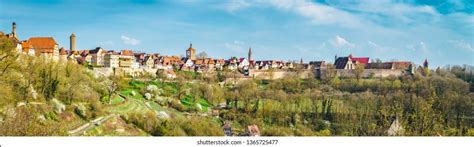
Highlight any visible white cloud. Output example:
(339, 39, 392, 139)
(449, 40, 474, 52)
(420, 42, 428, 53)
(264, 0, 361, 26)
(225, 40, 247, 53)
(220, 0, 442, 27)
(329, 35, 355, 49)
(121, 35, 140, 46)
(367, 41, 378, 47)
(224, 0, 251, 12)
(408, 42, 429, 54)
(447, 0, 467, 11)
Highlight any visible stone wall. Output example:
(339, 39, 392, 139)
(332, 69, 406, 78)
(91, 67, 158, 78)
(249, 70, 314, 80)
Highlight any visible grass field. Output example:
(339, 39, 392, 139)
(181, 95, 211, 112)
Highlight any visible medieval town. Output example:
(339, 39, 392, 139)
(1, 22, 428, 80)
(1, 1, 473, 146)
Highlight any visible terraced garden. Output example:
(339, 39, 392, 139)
(105, 81, 195, 117)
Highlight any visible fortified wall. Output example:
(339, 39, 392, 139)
(249, 70, 314, 80)
(317, 69, 407, 79)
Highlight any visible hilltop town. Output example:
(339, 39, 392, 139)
(0, 22, 472, 137)
(1, 22, 430, 79)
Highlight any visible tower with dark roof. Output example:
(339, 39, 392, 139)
(12, 22, 16, 38)
(70, 33, 76, 52)
(423, 59, 429, 68)
(186, 43, 196, 60)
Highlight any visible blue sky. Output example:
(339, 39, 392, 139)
(0, 0, 473, 67)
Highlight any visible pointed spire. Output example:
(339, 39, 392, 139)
(248, 47, 252, 60)
(423, 58, 429, 68)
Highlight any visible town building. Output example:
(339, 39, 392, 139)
(20, 41, 34, 56)
(59, 47, 68, 61)
(89, 47, 107, 66)
(186, 43, 196, 60)
(119, 50, 134, 68)
(23, 37, 59, 60)
(143, 54, 157, 69)
(334, 54, 369, 69)
(104, 50, 119, 68)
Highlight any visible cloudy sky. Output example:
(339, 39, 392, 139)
(0, 0, 472, 67)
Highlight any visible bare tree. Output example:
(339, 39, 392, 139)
(197, 51, 208, 59)
(104, 74, 119, 104)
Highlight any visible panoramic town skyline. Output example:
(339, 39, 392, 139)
(0, 0, 472, 67)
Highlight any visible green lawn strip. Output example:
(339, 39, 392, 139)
(119, 88, 145, 100)
(197, 98, 210, 112)
(180, 95, 194, 107)
(108, 82, 195, 116)
(180, 95, 211, 112)
(108, 97, 147, 113)
(110, 96, 125, 105)
(129, 80, 146, 88)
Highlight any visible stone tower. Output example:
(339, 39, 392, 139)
(12, 22, 16, 38)
(186, 43, 196, 60)
(70, 33, 76, 51)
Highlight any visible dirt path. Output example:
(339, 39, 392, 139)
(68, 114, 115, 136)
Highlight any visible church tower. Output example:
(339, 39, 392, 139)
(70, 33, 76, 51)
(423, 58, 429, 68)
(11, 22, 17, 38)
(248, 47, 252, 61)
(186, 43, 196, 60)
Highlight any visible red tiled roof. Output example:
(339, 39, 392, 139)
(27, 37, 57, 50)
(194, 59, 204, 65)
(59, 47, 68, 55)
(80, 50, 89, 56)
(351, 57, 369, 64)
(239, 58, 246, 63)
(121, 50, 134, 56)
(187, 44, 196, 51)
(347, 54, 369, 64)
(21, 41, 31, 52)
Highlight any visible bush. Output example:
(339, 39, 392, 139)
(262, 125, 294, 136)
(466, 128, 474, 136)
(168, 99, 185, 112)
(74, 104, 87, 119)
